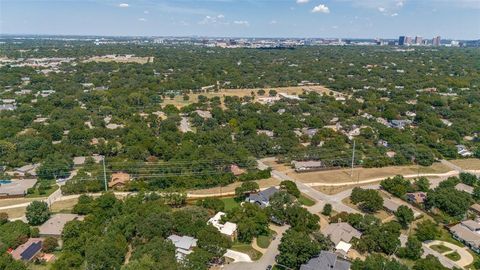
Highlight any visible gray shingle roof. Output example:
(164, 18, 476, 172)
(300, 251, 351, 270)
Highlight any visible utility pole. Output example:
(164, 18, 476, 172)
(102, 157, 108, 192)
(350, 140, 356, 178)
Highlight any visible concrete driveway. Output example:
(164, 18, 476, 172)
(224, 249, 252, 263)
(424, 240, 474, 268)
(224, 225, 288, 270)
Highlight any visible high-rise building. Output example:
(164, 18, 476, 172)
(405, 36, 413, 45)
(432, 36, 441, 46)
(415, 36, 423, 45)
(398, 36, 406, 46)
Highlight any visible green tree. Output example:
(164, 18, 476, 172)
(322, 203, 332, 216)
(235, 181, 259, 198)
(26, 201, 50, 226)
(395, 205, 414, 228)
(276, 229, 322, 269)
(280, 180, 300, 198)
(398, 236, 423, 260)
(413, 255, 448, 270)
(352, 254, 408, 270)
(42, 236, 59, 253)
(415, 177, 430, 192)
(415, 220, 440, 242)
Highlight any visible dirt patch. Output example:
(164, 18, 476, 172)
(83, 56, 152, 64)
(286, 163, 451, 185)
(449, 159, 480, 170)
(2, 206, 27, 219)
(314, 181, 383, 195)
(0, 197, 39, 207)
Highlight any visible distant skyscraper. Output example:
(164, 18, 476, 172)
(405, 36, 413, 45)
(432, 36, 441, 46)
(398, 36, 406, 46)
(415, 36, 423, 45)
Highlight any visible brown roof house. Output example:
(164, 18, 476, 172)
(10, 238, 44, 261)
(322, 222, 362, 256)
(108, 172, 130, 189)
(450, 220, 480, 253)
(406, 192, 427, 205)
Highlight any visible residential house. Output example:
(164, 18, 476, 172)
(246, 186, 279, 208)
(0, 104, 16, 111)
(207, 212, 237, 240)
(39, 214, 84, 237)
(108, 172, 130, 189)
(292, 160, 323, 172)
(73, 155, 104, 166)
(10, 238, 44, 261)
(455, 183, 474, 195)
(390, 119, 412, 129)
(167, 234, 198, 261)
(256, 130, 274, 137)
(300, 251, 351, 270)
(0, 179, 37, 197)
(383, 198, 422, 218)
(11, 164, 40, 177)
(406, 192, 427, 204)
(450, 220, 480, 253)
(377, 140, 389, 147)
(323, 222, 362, 255)
(456, 145, 473, 157)
(470, 204, 480, 215)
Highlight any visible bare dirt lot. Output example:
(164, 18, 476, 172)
(84, 56, 153, 64)
(449, 159, 480, 170)
(283, 162, 451, 185)
(162, 85, 338, 108)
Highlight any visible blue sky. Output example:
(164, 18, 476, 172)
(1, 0, 479, 39)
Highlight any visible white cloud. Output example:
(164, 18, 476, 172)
(138, 18, 147, 22)
(233, 20, 249, 26)
(296, 0, 310, 4)
(391, 12, 399, 16)
(144, 10, 149, 14)
(312, 4, 330, 13)
(118, 3, 129, 8)
(378, 7, 386, 12)
(269, 20, 278, 24)
(198, 14, 228, 25)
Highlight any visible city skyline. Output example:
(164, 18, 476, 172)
(0, 0, 479, 39)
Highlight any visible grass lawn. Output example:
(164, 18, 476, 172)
(26, 181, 59, 198)
(50, 198, 79, 213)
(257, 235, 273, 249)
(430, 244, 452, 254)
(221, 197, 241, 211)
(231, 243, 262, 261)
(437, 228, 466, 247)
(298, 194, 315, 206)
(446, 251, 461, 261)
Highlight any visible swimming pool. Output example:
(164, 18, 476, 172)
(0, 180, 12, 184)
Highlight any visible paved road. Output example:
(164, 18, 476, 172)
(270, 168, 360, 214)
(224, 225, 288, 270)
(424, 240, 473, 268)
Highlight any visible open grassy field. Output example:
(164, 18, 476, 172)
(2, 206, 27, 219)
(221, 197, 241, 211)
(50, 197, 79, 213)
(0, 197, 39, 207)
(450, 158, 480, 170)
(284, 162, 451, 186)
(162, 85, 338, 108)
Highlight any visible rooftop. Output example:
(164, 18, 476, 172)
(323, 222, 362, 245)
(300, 251, 351, 270)
(38, 214, 84, 236)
